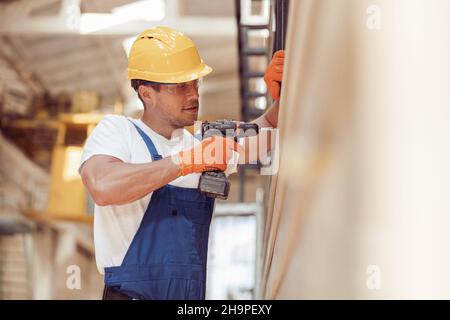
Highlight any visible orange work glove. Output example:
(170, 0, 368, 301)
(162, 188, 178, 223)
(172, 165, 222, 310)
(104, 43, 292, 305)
(176, 136, 242, 176)
(264, 50, 285, 100)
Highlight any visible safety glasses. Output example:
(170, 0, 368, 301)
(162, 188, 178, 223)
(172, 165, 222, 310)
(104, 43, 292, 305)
(144, 79, 202, 95)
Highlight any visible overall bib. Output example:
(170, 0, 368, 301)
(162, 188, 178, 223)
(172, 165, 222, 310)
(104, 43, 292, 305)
(104, 123, 215, 300)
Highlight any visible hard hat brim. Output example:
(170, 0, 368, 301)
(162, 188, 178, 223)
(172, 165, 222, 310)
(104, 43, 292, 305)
(128, 63, 213, 84)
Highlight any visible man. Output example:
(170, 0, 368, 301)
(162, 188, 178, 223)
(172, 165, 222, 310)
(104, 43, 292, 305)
(79, 26, 285, 300)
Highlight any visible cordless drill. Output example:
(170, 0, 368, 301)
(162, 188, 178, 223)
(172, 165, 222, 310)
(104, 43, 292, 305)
(198, 120, 259, 200)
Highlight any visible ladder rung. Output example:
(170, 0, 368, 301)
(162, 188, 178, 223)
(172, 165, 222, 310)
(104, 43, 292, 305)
(240, 24, 269, 30)
(243, 107, 265, 119)
(243, 72, 265, 78)
(242, 47, 266, 55)
(244, 92, 266, 99)
(240, 163, 261, 170)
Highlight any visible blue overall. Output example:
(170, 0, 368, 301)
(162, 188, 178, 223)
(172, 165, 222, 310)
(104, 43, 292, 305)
(104, 122, 215, 300)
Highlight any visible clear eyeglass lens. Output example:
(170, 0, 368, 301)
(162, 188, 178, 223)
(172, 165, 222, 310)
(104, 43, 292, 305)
(165, 80, 201, 94)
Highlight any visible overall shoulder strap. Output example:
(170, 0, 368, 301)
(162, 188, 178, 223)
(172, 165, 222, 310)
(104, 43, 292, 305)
(128, 119, 162, 161)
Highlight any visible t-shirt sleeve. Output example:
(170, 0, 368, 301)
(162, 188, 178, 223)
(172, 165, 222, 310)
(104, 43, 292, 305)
(79, 115, 131, 172)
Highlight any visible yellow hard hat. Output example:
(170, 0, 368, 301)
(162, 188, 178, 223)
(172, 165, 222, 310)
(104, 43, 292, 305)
(128, 26, 212, 84)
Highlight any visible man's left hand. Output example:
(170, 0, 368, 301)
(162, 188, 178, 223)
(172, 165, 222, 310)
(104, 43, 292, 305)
(264, 50, 285, 100)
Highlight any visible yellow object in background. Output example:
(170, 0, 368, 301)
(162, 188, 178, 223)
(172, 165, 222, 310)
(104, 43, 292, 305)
(47, 113, 102, 223)
(47, 145, 87, 220)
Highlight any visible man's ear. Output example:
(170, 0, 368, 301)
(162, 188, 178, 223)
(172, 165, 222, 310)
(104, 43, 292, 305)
(138, 85, 154, 107)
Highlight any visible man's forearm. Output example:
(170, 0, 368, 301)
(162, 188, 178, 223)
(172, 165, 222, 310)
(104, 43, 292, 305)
(257, 100, 279, 129)
(81, 156, 180, 206)
(239, 101, 279, 164)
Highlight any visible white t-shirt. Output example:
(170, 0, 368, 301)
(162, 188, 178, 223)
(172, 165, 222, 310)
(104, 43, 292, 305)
(79, 115, 206, 274)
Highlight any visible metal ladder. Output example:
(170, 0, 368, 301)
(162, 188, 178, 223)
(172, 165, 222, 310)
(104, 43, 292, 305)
(235, 0, 271, 123)
(235, 0, 272, 202)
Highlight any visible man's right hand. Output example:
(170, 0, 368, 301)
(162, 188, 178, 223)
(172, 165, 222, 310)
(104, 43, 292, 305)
(175, 136, 242, 176)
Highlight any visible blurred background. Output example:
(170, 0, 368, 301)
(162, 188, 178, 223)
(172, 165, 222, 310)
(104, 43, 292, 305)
(2, 0, 450, 300)
(0, 0, 278, 300)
